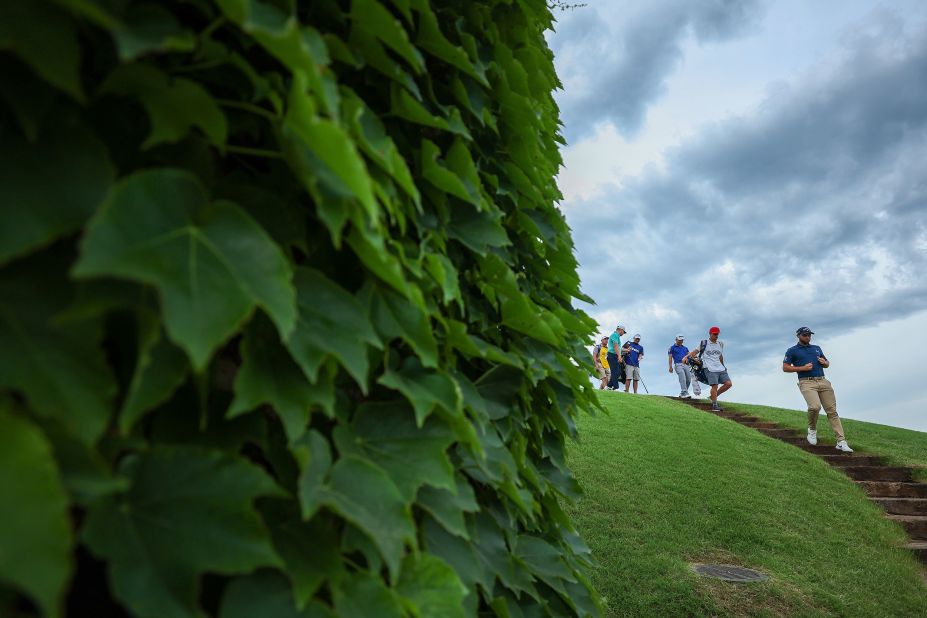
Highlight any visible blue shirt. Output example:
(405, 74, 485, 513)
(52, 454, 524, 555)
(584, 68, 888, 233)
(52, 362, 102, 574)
(668, 344, 689, 364)
(625, 342, 644, 367)
(607, 332, 622, 355)
(783, 343, 827, 379)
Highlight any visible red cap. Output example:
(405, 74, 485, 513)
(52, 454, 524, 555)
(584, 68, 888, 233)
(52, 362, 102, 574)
(709, 326, 720, 334)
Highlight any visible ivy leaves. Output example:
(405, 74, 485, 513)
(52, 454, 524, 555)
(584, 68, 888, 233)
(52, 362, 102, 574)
(0, 407, 72, 618)
(75, 169, 296, 370)
(0, 0, 602, 616)
(83, 448, 284, 618)
(0, 121, 113, 265)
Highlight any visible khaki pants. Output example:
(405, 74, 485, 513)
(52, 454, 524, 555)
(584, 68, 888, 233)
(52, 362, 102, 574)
(798, 377, 845, 442)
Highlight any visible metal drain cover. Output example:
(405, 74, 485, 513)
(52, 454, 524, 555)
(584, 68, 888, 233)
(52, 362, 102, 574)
(691, 563, 769, 582)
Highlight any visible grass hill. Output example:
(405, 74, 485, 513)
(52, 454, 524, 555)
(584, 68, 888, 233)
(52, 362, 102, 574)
(567, 392, 927, 617)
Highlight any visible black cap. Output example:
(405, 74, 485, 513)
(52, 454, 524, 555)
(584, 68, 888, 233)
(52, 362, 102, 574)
(796, 326, 814, 336)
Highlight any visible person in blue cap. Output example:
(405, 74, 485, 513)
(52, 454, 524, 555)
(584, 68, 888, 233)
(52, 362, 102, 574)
(782, 327, 853, 452)
(623, 334, 644, 393)
(668, 334, 696, 398)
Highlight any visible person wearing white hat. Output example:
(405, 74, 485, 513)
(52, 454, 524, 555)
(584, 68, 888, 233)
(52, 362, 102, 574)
(668, 334, 697, 398)
(623, 334, 644, 393)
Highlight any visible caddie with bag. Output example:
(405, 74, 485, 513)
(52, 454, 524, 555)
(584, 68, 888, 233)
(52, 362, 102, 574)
(688, 326, 732, 411)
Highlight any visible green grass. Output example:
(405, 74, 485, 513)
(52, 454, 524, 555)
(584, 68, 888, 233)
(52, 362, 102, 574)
(567, 392, 927, 617)
(727, 401, 927, 481)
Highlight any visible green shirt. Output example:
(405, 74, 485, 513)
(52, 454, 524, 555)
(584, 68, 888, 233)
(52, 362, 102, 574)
(607, 332, 622, 354)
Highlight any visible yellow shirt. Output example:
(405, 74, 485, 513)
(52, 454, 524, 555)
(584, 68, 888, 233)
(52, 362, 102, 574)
(599, 345, 609, 369)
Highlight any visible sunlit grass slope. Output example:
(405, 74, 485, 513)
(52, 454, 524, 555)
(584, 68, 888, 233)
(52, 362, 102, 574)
(567, 392, 927, 617)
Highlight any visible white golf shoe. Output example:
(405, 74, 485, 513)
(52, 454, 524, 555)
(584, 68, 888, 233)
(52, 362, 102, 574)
(806, 429, 817, 445)
(835, 440, 854, 453)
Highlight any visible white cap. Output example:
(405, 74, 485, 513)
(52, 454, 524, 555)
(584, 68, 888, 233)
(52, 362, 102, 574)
(633, 333, 641, 339)
(676, 334, 684, 340)
(617, 324, 626, 330)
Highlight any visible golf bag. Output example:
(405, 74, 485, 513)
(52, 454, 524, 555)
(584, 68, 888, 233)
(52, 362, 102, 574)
(692, 339, 709, 384)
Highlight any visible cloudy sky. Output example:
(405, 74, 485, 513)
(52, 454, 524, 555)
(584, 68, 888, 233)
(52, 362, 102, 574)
(548, 0, 927, 431)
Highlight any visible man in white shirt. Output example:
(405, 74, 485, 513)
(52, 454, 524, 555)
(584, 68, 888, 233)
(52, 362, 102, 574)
(688, 326, 732, 411)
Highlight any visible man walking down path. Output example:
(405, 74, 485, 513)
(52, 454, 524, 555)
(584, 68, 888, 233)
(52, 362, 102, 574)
(606, 325, 627, 390)
(624, 334, 644, 393)
(783, 327, 854, 453)
(667, 335, 693, 398)
(690, 326, 731, 411)
(592, 336, 609, 390)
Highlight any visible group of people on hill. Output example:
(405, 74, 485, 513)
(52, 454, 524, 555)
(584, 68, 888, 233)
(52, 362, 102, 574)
(592, 325, 645, 394)
(592, 324, 854, 453)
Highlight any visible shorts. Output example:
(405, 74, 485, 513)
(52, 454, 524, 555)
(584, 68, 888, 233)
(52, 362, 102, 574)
(596, 366, 608, 379)
(705, 369, 730, 385)
(625, 365, 641, 380)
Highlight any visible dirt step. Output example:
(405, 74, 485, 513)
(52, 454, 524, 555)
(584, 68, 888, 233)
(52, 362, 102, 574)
(905, 541, 927, 565)
(857, 482, 927, 498)
(778, 438, 848, 454)
(738, 422, 780, 429)
(818, 454, 884, 467)
(758, 428, 801, 438)
(871, 498, 927, 516)
(731, 416, 761, 423)
(886, 515, 927, 540)
(844, 467, 914, 482)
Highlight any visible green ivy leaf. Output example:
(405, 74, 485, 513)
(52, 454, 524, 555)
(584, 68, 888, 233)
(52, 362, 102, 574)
(38, 419, 128, 506)
(74, 169, 296, 370)
(351, 0, 424, 73)
(51, 0, 120, 29)
(230, 314, 333, 443)
(332, 571, 404, 618)
(396, 553, 468, 618)
(423, 253, 462, 306)
(0, 407, 72, 618)
(120, 316, 189, 432)
(334, 402, 456, 501)
(220, 570, 334, 618)
(0, 120, 114, 266)
(0, 253, 116, 445)
(299, 454, 415, 581)
(260, 500, 342, 610)
(286, 267, 379, 390)
(281, 77, 377, 237)
(113, 4, 196, 61)
(422, 516, 488, 594)
(100, 63, 227, 149)
(478, 255, 560, 345)
(475, 365, 524, 420)
(390, 85, 471, 138)
(416, 475, 479, 539)
(366, 284, 438, 368)
(216, 0, 338, 114)
(420, 139, 476, 206)
(0, 2, 83, 99)
(346, 226, 422, 306)
(378, 359, 462, 426)
(83, 447, 284, 618)
(514, 535, 577, 586)
(447, 205, 510, 255)
(470, 512, 538, 600)
(413, 0, 488, 85)
(342, 91, 420, 206)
